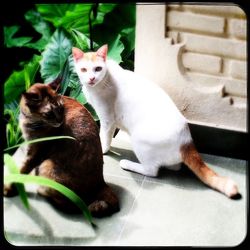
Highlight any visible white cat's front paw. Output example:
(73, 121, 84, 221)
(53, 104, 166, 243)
(119, 160, 130, 170)
(101, 144, 110, 154)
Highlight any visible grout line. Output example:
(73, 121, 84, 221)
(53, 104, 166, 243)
(104, 172, 144, 182)
(115, 176, 146, 245)
(142, 177, 168, 186)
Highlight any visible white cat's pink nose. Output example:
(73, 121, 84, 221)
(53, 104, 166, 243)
(90, 77, 95, 82)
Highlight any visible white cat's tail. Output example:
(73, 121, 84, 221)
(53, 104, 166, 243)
(180, 142, 240, 199)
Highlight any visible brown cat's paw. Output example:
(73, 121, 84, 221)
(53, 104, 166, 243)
(88, 200, 112, 217)
(4, 184, 18, 197)
(90, 185, 120, 217)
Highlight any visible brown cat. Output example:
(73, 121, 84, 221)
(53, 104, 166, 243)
(4, 80, 119, 217)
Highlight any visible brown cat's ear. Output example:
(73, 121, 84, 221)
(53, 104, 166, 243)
(22, 92, 41, 103)
(96, 44, 108, 61)
(48, 76, 61, 92)
(72, 47, 84, 61)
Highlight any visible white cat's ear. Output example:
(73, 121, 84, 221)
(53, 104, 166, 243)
(72, 47, 84, 61)
(96, 44, 108, 61)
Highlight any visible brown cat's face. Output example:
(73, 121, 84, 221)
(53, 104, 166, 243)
(21, 83, 64, 127)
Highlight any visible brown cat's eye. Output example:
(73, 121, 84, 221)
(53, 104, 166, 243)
(81, 68, 87, 72)
(95, 66, 102, 72)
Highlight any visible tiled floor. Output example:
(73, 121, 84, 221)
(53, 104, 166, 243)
(4, 131, 247, 246)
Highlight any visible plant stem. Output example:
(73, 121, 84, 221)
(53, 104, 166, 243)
(4, 136, 76, 152)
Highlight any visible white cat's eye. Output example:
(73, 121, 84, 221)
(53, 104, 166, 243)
(95, 66, 102, 72)
(81, 68, 87, 72)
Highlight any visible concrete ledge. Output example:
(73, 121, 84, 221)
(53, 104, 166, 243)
(189, 123, 248, 160)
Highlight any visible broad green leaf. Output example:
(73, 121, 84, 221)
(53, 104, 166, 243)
(91, 4, 135, 64)
(67, 55, 83, 95)
(4, 55, 41, 104)
(120, 27, 135, 60)
(76, 92, 87, 104)
(93, 4, 135, 36)
(36, 4, 75, 27)
(91, 26, 125, 63)
(4, 174, 93, 223)
(107, 34, 124, 63)
(57, 58, 71, 95)
(94, 4, 117, 25)
(4, 136, 76, 152)
(84, 103, 99, 121)
(56, 4, 116, 35)
(71, 29, 98, 51)
(40, 29, 73, 83)
(68, 79, 87, 104)
(4, 154, 29, 209)
(24, 9, 53, 51)
(4, 26, 33, 48)
(59, 4, 93, 34)
(4, 9, 53, 51)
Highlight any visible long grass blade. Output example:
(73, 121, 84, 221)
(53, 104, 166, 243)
(4, 135, 76, 152)
(4, 154, 29, 209)
(4, 174, 93, 224)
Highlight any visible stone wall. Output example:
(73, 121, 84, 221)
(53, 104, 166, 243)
(166, 4, 247, 108)
(135, 4, 247, 132)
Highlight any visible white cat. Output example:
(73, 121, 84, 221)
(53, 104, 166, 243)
(72, 44, 239, 198)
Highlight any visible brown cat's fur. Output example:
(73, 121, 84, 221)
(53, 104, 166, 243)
(4, 81, 119, 217)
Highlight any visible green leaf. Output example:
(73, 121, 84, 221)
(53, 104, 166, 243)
(4, 55, 41, 104)
(40, 29, 73, 83)
(68, 80, 87, 104)
(4, 154, 29, 209)
(36, 4, 75, 27)
(94, 4, 117, 25)
(4, 26, 33, 48)
(107, 34, 124, 63)
(4, 136, 76, 152)
(84, 103, 99, 121)
(24, 9, 53, 51)
(4, 174, 93, 223)
(120, 27, 135, 59)
(24, 66, 31, 90)
(47, 4, 116, 35)
(59, 4, 93, 34)
(75, 92, 87, 104)
(4, 101, 23, 148)
(71, 29, 98, 51)
(91, 4, 135, 64)
(4, 10, 53, 51)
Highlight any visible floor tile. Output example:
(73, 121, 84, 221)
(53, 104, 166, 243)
(145, 153, 246, 194)
(4, 130, 247, 246)
(85, 175, 144, 246)
(4, 174, 143, 246)
(4, 195, 95, 246)
(117, 178, 246, 246)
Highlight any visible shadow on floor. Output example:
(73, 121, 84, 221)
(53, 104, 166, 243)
(4, 181, 137, 246)
(109, 146, 139, 163)
(109, 146, 207, 191)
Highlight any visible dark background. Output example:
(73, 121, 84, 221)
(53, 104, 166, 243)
(1, 3, 39, 82)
